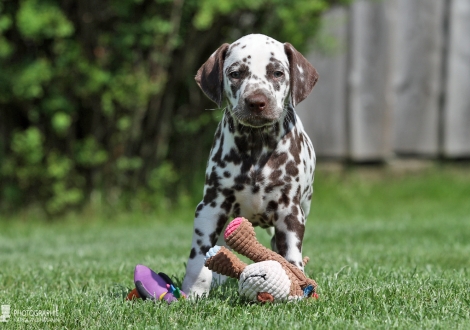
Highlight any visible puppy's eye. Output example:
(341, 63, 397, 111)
(273, 71, 284, 78)
(229, 71, 241, 79)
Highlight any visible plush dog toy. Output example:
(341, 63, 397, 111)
(204, 217, 318, 303)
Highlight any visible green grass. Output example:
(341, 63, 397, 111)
(1, 164, 470, 329)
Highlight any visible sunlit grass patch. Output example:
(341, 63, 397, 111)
(1, 165, 469, 329)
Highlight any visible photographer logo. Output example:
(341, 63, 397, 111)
(0, 304, 59, 323)
(0, 305, 10, 322)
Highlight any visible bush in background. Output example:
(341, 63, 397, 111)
(0, 0, 349, 215)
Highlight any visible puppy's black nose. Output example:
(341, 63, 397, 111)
(245, 93, 268, 112)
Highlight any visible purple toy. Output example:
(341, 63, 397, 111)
(129, 264, 186, 304)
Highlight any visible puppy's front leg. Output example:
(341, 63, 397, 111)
(182, 202, 228, 297)
(273, 209, 306, 271)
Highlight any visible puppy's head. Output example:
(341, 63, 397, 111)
(196, 34, 318, 128)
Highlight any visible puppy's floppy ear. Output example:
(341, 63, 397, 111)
(195, 43, 230, 107)
(284, 42, 319, 107)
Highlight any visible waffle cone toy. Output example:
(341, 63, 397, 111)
(204, 217, 318, 303)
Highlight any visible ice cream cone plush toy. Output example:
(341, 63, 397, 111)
(204, 217, 318, 303)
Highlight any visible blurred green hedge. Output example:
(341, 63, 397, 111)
(0, 0, 349, 215)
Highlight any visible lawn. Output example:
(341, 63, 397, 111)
(1, 164, 469, 329)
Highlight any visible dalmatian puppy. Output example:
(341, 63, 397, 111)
(182, 34, 318, 297)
